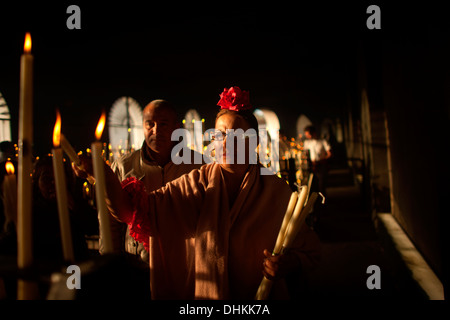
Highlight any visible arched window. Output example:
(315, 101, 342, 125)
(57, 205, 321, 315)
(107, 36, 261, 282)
(253, 108, 281, 174)
(108, 97, 144, 160)
(183, 109, 204, 154)
(0, 92, 12, 142)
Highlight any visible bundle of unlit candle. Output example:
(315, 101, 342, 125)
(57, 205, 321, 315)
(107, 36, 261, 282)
(255, 186, 323, 300)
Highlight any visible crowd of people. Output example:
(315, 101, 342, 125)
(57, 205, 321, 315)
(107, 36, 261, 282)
(0, 86, 324, 300)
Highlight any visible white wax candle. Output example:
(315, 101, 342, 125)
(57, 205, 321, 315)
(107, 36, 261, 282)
(255, 186, 310, 300)
(17, 32, 36, 300)
(91, 141, 113, 253)
(52, 148, 75, 262)
(61, 133, 96, 185)
(60, 134, 81, 166)
(2, 162, 17, 228)
(272, 191, 298, 255)
(282, 192, 319, 250)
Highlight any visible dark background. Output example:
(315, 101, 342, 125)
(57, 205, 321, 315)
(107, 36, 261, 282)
(1, 1, 374, 156)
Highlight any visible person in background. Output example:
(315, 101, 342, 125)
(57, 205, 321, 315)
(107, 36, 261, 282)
(31, 155, 91, 263)
(303, 125, 332, 198)
(0, 141, 15, 164)
(108, 99, 204, 262)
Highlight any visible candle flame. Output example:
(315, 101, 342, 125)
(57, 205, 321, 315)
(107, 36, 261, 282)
(95, 112, 106, 140)
(53, 110, 61, 148)
(5, 161, 15, 175)
(24, 32, 32, 53)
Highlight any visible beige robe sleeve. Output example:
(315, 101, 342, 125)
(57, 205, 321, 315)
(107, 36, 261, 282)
(122, 166, 210, 299)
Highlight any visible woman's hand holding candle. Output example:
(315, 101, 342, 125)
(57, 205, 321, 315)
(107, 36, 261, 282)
(60, 134, 81, 166)
(255, 187, 312, 299)
(262, 249, 301, 281)
(61, 135, 96, 185)
(71, 154, 94, 179)
(71, 153, 131, 223)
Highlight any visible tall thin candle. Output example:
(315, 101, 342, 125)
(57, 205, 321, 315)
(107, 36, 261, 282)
(255, 186, 308, 300)
(3, 161, 17, 229)
(272, 191, 298, 255)
(61, 133, 96, 185)
(60, 134, 81, 167)
(91, 112, 113, 253)
(282, 192, 319, 250)
(52, 111, 75, 262)
(17, 32, 37, 300)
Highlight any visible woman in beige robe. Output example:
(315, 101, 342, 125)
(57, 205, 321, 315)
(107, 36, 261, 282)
(74, 88, 320, 299)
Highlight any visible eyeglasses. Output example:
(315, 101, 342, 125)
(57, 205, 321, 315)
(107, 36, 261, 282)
(210, 130, 258, 142)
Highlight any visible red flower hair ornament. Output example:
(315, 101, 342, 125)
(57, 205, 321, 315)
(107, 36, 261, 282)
(217, 86, 253, 111)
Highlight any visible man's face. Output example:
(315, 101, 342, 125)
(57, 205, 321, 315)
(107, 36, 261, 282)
(143, 107, 178, 156)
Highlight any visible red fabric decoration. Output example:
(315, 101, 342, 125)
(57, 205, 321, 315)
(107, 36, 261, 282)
(120, 177, 151, 252)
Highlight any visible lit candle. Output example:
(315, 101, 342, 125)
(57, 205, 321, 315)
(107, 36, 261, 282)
(17, 32, 37, 300)
(2, 161, 17, 229)
(91, 112, 113, 253)
(52, 111, 75, 262)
